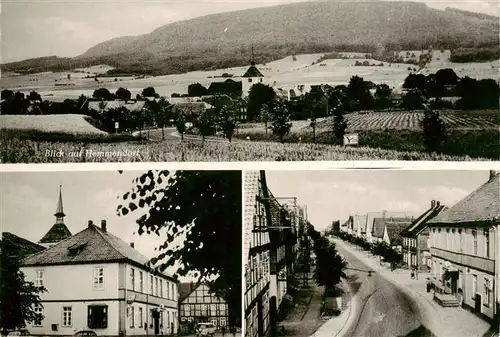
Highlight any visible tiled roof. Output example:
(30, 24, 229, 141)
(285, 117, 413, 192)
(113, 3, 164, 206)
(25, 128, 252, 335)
(1, 232, 46, 262)
(242, 65, 264, 78)
(428, 172, 500, 224)
(22, 224, 157, 272)
(372, 217, 412, 238)
(178, 282, 200, 303)
(353, 215, 367, 233)
(171, 102, 213, 115)
(88, 100, 146, 112)
(39, 223, 72, 244)
(366, 212, 408, 235)
(401, 205, 448, 238)
(385, 221, 412, 246)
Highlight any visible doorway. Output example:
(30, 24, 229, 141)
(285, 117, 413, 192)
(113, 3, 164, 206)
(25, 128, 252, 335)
(152, 310, 160, 335)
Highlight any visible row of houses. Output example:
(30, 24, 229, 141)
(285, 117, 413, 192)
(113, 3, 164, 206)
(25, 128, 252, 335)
(339, 170, 500, 327)
(1, 187, 230, 336)
(243, 171, 306, 337)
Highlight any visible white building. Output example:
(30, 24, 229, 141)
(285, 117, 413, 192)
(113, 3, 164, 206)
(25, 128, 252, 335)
(428, 171, 499, 325)
(21, 219, 179, 336)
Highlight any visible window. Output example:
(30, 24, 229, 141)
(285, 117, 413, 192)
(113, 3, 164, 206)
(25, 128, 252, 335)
(459, 229, 463, 253)
(128, 306, 135, 328)
(93, 267, 104, 290)
(171, 283, 175, 300)
(33, 304, 43, 326)
(484, 229, 490, 258)
(35, 270, 44, 287)
(155, 277, 159, 296)
(139, 307, 143, 327)
(62, 306, 72, 327)
(472, 275, 477, 299)
(139, 271, 144, 292)
(160, 280, 163, 298)
(150, 275, 154, 295)
(88, 305, 108, 329)
(248, 78, 252, 83)
(484, 279, 492, 307)
(472, 230, 477, 255)
(130, 268, 135, 291)
(166, 281, 170, 299)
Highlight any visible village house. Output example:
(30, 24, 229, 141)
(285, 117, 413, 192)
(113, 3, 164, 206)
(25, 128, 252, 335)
(19, 188, 179, 336)
(244, 171, 298, 337)
(401, 200, 448, 271)
(364, 211, 410, 244)
(88, 100, 146, 114)
(427, 171, 499, 327)
(178, 282, 229, 330)
(371, 217, 413, 249)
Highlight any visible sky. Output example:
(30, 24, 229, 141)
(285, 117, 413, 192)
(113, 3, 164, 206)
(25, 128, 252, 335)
(0, 170, 205, 281)
(2, 0, 499, 63)
(265, 170, 490, 230)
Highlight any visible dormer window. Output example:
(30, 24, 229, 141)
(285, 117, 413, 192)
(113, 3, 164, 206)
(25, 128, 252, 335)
(67, 242, 88, 256)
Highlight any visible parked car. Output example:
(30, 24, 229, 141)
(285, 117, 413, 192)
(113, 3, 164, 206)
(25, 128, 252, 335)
(7, 330, 30, 336)
(196, 322, 216, 336)
(73, 331, 97, 337)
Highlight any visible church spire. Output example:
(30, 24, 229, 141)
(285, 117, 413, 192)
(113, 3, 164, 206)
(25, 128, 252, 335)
(54, 185, 65, 224)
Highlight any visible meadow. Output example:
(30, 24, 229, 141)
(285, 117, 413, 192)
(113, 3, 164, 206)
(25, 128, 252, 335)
(3, 51, 498, 102)
(0, 114, 107, 134)
(0, 130, 491, 163)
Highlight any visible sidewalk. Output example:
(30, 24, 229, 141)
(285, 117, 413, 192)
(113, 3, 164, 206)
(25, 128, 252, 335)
(334, 238, 492, 337)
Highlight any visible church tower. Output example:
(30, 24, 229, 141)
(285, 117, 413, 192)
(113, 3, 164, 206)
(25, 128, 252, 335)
(39, 186, 72, 248)
(241, 44, 264, 98)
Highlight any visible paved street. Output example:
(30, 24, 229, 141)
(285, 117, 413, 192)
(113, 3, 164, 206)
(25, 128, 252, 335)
(183, 333, 241, 337)
(334, 241, 435, 337)
(333, 238, 493, 337)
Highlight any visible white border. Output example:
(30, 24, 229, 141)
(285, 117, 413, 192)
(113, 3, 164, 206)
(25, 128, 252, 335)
(1, 160, 499, 172)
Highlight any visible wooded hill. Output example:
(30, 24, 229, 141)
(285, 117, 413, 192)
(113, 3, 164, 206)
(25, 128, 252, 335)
(3, 1, 499, 75)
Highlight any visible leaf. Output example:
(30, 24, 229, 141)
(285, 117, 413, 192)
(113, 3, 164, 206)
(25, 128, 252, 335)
(129, 203, 138, 212)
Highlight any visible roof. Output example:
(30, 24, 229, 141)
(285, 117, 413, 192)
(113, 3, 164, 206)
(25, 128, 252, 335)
(372, 217, 412, 238)
(39, 223, 72, 244)
(171, 102, 213, 115)
(385, 221, 412, 246)
(428, 172, 500, 224)
(178, 282, 201, 303)
(353, 215, 367, 233)
(401, 204, 448, 238)
(21, 224, 176, 281)
(242, 65, 264, 78)
(1, 232, 46, 262)
(366, 212, 409, 235)
(88, 100, 146, 112)
(244, 171, 260, 264)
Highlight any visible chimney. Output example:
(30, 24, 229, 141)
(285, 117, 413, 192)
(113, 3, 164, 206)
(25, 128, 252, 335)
(488, 170, 499, 182)
(130, 242, 135, 248)
(88, 220, 93, 227)
(431, 200, 436, 208)
(190, 281, 194, 291)
(436, 201, 441, 208)
(101, 220, 107, 232)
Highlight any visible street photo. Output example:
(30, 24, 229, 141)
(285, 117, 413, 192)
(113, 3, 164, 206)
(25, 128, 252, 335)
(1, 1, 499, 162)
(0, 170, 242, 337)
(243, 170, 499, 337)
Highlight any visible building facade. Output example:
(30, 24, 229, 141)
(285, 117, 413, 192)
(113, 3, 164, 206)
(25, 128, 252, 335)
(428, 171, 499, 325)
(21, 219, 178, 337)
(401, 200, 447, 271)
(178, 283, 228, 329)
(244, 171, 297, 337)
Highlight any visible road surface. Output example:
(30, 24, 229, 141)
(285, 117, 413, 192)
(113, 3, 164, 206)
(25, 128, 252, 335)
(335, 243, 436, 337)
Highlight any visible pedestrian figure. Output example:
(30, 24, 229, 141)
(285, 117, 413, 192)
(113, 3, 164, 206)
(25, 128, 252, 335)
(411, 269, 415, 279)
(415, 269, 419, 280)
(221, 326, 226, 336)
(231, 326, 236, 337)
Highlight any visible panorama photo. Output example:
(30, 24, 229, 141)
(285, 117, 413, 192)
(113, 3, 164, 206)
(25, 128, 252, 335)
(1, 0, 499, 162)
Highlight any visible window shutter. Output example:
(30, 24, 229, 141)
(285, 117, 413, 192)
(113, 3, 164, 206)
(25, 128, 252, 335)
(88, 307, 93, 328)
(103, 306, 108, 328)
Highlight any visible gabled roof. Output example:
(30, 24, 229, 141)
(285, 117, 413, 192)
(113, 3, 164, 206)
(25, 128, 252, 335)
(1, 232, 46, 262)
(401, 204, 448, 238)
(39, 223, 72, 244)
(171, 102, 213, 115)
(244, 171, 260, 264)
(178, 282, 201, 303)
(428, 172, 500, 224)
(366, 211, 408, 235)
(385, 221, 412, 246)
(242, 64, 264, 78)
(372, 217, 412, 238)
(88, 100, 146, 112)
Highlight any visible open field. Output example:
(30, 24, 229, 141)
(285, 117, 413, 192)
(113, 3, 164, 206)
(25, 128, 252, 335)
(0, 114, 107, 134)
(3, 51, 498, 102)
(239, 110, 500, 133)
(0, 135, 490, 163)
